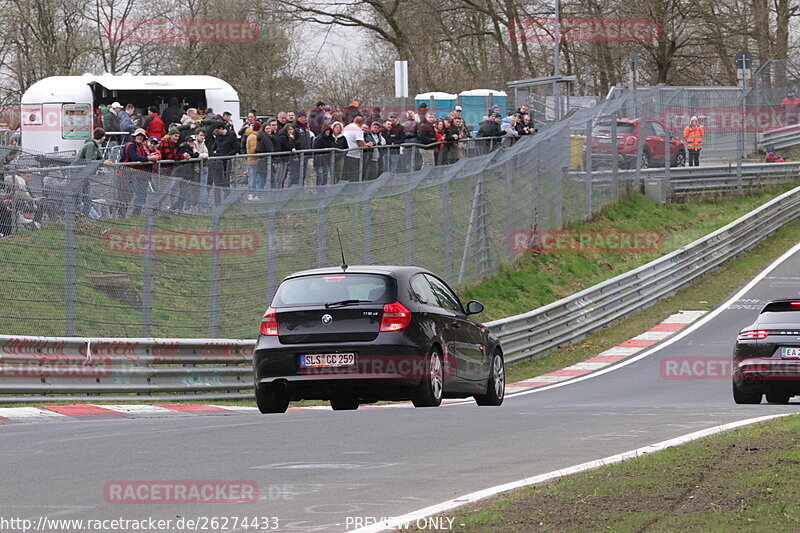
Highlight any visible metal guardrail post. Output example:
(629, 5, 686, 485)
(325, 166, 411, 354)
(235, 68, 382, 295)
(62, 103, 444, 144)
(505, 161, 513, 249)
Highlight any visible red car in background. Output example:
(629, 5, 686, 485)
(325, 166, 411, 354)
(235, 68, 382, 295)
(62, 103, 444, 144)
(587, 118, 687, 169)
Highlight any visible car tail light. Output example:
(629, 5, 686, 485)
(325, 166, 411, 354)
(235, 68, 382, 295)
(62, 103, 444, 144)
(625, 136, 637, 146)
(260, 307, 278, 336)
(738, 330, 768, 340)
(380, 302, 411, 332)
(792, 302, 800, 306)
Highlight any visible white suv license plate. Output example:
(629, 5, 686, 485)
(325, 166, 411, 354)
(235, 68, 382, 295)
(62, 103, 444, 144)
(780, 347, 800, 358)
(300, 353, 356, 367)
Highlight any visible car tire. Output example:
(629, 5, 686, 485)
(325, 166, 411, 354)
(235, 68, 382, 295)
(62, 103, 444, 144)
(766, 394, 790, 404)
(330, 396, 359, 410)
(475, 351, 505, 406)
(412, 349, 444, 408)
(255, 385, 290, 414)
(732, 381, 762, 404)
(673, 150, 686, 167)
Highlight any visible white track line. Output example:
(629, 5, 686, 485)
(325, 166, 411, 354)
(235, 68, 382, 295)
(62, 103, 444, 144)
(504, 241, 800, 399)
(349, 414, 792, 533)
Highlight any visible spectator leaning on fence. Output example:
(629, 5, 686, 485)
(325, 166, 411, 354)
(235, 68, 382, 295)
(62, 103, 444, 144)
(313, 125, 336, 186)
(73, 128, 112, 219)
(158, 128, 183, 175)
(245, 122, 262, 199)
(117, 128, 159, 218)
(477, 113, 504, 154)
(342, 116, 368, 182)
(446, 116, 467, 164)
(683, 116, 704, 167)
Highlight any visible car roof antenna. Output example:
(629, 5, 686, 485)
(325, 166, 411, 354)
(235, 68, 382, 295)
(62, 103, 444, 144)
(337, 228, 348, 272)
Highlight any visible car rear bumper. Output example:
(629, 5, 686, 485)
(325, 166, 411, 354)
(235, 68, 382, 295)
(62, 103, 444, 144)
(733, 357, 800, 392)
(253, 341, 431, 400)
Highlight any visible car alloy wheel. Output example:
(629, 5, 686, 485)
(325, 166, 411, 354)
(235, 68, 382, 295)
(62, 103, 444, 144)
(412, 350, 443, 407)
(475, 351, 505, 406)
(674, 151, 686, 167)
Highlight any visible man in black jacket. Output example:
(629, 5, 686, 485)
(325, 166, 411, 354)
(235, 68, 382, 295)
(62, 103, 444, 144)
(161, 97, 184, 128)
(382, 115, 405, 172)
(417, 112, 436, 167)
(212, 125, 238, 203)
(476, 113, 505, 154)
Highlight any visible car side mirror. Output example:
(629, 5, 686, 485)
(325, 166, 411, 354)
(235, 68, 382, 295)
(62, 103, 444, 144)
(466, 300, 484, 315)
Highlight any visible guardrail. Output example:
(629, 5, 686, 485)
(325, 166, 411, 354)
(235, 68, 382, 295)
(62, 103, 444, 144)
(2, 178, 800, 401)
(487, 182, 800, 363)
(581, 162, 800, 198)
(0, 336, 253, 403)
(757, 124, 800, 151)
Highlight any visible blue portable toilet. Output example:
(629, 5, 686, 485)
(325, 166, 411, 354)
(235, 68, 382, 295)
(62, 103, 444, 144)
(457, 89, 508, 129)
(414, 92, 457, 119)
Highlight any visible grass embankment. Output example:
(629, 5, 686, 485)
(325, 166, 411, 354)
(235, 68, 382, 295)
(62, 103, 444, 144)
(419, 414, 800, 532)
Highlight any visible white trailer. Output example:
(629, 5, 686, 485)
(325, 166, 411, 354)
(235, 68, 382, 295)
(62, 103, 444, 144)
(20, 74, 241, 153)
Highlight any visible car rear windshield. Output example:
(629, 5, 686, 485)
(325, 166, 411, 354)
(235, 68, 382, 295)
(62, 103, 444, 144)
(272, 274, 395, 307)
(594, 122, 635, 134)
(759, 302, 800, 323)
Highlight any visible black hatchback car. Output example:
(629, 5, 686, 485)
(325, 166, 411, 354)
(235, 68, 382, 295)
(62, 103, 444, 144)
(733, 299, 800, 404)
(253, 265, 504, 413)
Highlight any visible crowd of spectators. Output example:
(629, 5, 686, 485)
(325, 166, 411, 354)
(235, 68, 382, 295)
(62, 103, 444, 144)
(1, 97, 538, 232)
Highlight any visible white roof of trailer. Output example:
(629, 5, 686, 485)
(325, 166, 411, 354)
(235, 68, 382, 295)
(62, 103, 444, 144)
(22, 74, 238, 104)
(415, 92, 457, 100)
(458, 89, 508, 97)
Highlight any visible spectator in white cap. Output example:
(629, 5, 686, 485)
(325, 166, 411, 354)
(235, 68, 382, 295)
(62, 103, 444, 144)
(103, 102, 123, 146)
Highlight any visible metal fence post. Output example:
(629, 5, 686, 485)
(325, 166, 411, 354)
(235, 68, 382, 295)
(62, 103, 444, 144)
(504, 162, 514, 260)
(63, 161, 101, 336)
(442, 180, 452, 283)
(266, 210, 277, 307)
(610, 114, 619, 198)
(209, 188, 246, 337)
(363, 199, 372, 264)
(141, 178, 178, 337)
(63, 188, 78, 336)
(584, 119, 593, 217)
(317, 207, 326, 267)
(405, 190, 414, 265)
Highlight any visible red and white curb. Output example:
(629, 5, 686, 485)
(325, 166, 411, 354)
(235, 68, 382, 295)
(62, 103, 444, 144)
(0, 311, 705, 426)
(505, 310, 707, 393)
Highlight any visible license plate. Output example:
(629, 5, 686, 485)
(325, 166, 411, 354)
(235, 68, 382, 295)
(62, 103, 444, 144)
(300, 353, 355, 367)
(781, 347, 800, 358)
(597, 138, 612, 144)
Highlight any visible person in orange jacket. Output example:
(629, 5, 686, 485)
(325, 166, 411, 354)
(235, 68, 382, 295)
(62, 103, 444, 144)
(683, 116, 704, 166)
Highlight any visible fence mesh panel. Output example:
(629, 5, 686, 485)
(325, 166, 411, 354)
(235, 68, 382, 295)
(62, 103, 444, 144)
(4, 82, 790, 337)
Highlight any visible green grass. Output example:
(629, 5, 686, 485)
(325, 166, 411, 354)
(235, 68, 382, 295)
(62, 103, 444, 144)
(417, 414, 800, 532)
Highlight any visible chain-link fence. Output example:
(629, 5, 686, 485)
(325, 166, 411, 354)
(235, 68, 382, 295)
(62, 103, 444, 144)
(3, 84, 793, 338)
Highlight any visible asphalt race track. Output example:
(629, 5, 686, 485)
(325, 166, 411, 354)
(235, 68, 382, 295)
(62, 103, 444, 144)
(3, 247, 800, 533)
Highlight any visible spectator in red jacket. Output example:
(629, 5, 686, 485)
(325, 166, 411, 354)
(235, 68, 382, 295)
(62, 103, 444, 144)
(144, 106, 167, 140)
(157, 128, 185, 175)
(780, 90, 800, 125)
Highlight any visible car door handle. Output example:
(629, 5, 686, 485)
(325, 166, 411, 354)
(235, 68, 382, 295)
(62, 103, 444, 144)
(451, 321, 460, 328)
